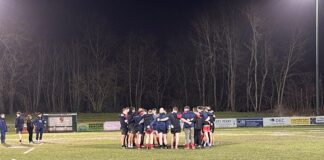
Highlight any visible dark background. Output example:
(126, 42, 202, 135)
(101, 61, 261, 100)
(0, 0, 323, 114)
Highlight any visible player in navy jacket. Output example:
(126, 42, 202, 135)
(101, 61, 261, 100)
(119, 107, 129, 148)
(15, 111, 24, 143)
(143, 110, 155, 149)
(134, 110, 144, 149)
(193, 107, 203, 148)
(127, 107, 136, 148)
(0, 113, 7, 144)
(33, 113, 45, 143)
(181, 106, 196, 149)
(156, 108, 169, 149)
(199, 106, 211, 147)
(207, 106, 216, 146)
(168, 107, 181, 149)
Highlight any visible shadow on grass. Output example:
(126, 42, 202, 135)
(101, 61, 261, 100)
(20, 144, 33, 147)
(76, 144, 118, 149)
(38, 141, 55, 145)
(75, 141, 238, 150)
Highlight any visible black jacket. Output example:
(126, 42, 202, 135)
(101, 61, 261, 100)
(194, 115, 203, 130)
(27, 119, 34, 130)
(168, 112, 181, 129)
(15, 116, 24, 129)
(119, 113, 128, 129)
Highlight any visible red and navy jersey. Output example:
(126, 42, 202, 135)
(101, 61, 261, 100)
(127, 112, 135, 127)
(194, 114, 203, 129)
(156, 113, 169, 129)
(143, 114, 154, 129)
(119, 113, 128, 129)
(168, 112, 181, 129)
(201, 111, 210, 125)
(182, 111, 195, 128)
(134, 113, 144, 130)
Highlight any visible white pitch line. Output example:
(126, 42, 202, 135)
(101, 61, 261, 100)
(23, 147, 35, 154)
(7, 146, 30, 149)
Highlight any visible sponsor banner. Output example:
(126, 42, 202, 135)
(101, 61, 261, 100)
(290, 117, 310, 125)
(315, 116, 324, 124)
(48, 116, 73, 127)
(237, 118, 263, 127)
(44, 113, 77, 116)
(104, 121, 120, 131)
(310, 117, 316, 124)
(77, 123, 90, 132)
(215, 118, 237, 128)
(263, 117, 290, 127)
(48, 116, 74, 132)
(77, 123, 103, 132)
(88, 123, 103, 131)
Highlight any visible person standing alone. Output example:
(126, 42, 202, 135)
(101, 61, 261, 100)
(0, 113, 7, 144)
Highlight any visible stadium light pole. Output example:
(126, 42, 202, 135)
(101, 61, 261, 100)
(316, 0, 319, 116)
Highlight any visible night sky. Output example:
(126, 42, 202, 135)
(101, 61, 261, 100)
(0, 0, 324, 112)
(0, 0, 323, 72)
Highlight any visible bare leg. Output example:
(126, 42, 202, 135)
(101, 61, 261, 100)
(137, 134, 142, 148)
(19, 132, 22, 143)
(209, 132, 214, 145)
(145, 133, 149, 145)
(158, 133, 163, 148)
(120, 135, 126, 146)
(149, 134, 153, 146)
(163, 134, 168, 147)
(128, 133, 133, 148)
(175, 133, 179, 149)
(170, 134, 174, 149)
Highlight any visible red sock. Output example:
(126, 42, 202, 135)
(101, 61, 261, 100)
(191, 143, 195, 149)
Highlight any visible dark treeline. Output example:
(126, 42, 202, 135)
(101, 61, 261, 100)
(0, 0, 322, 114)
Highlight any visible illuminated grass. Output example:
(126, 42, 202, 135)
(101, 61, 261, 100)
(1, 126, 323, 160)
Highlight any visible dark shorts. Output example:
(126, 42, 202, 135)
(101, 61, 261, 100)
(121, 128, 128, 135)
(171, 127, 181, 134)
(16, 127, 23, 133)
(210, 123, 215, 133)
(128, 125, 135, 133)
(137, 126, 144, 134)
(157, 127, 168, 134)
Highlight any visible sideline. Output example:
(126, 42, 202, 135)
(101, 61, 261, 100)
(23, 147, 35, 154)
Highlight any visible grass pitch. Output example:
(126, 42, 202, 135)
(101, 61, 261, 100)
(1, 126, 324, 160)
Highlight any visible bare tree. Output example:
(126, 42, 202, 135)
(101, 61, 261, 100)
(153, 58, 170, 106)
(80, 23, 116, 112)
(0, 25, 35, 114)
(244, 3, 269, 112)
(273, 27, 307, 114)
(67, 42, 82, 112)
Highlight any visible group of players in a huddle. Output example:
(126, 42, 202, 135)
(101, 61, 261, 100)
(120, 106, 215, 149)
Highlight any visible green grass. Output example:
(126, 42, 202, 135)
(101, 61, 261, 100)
(1, 126, 324, 160)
